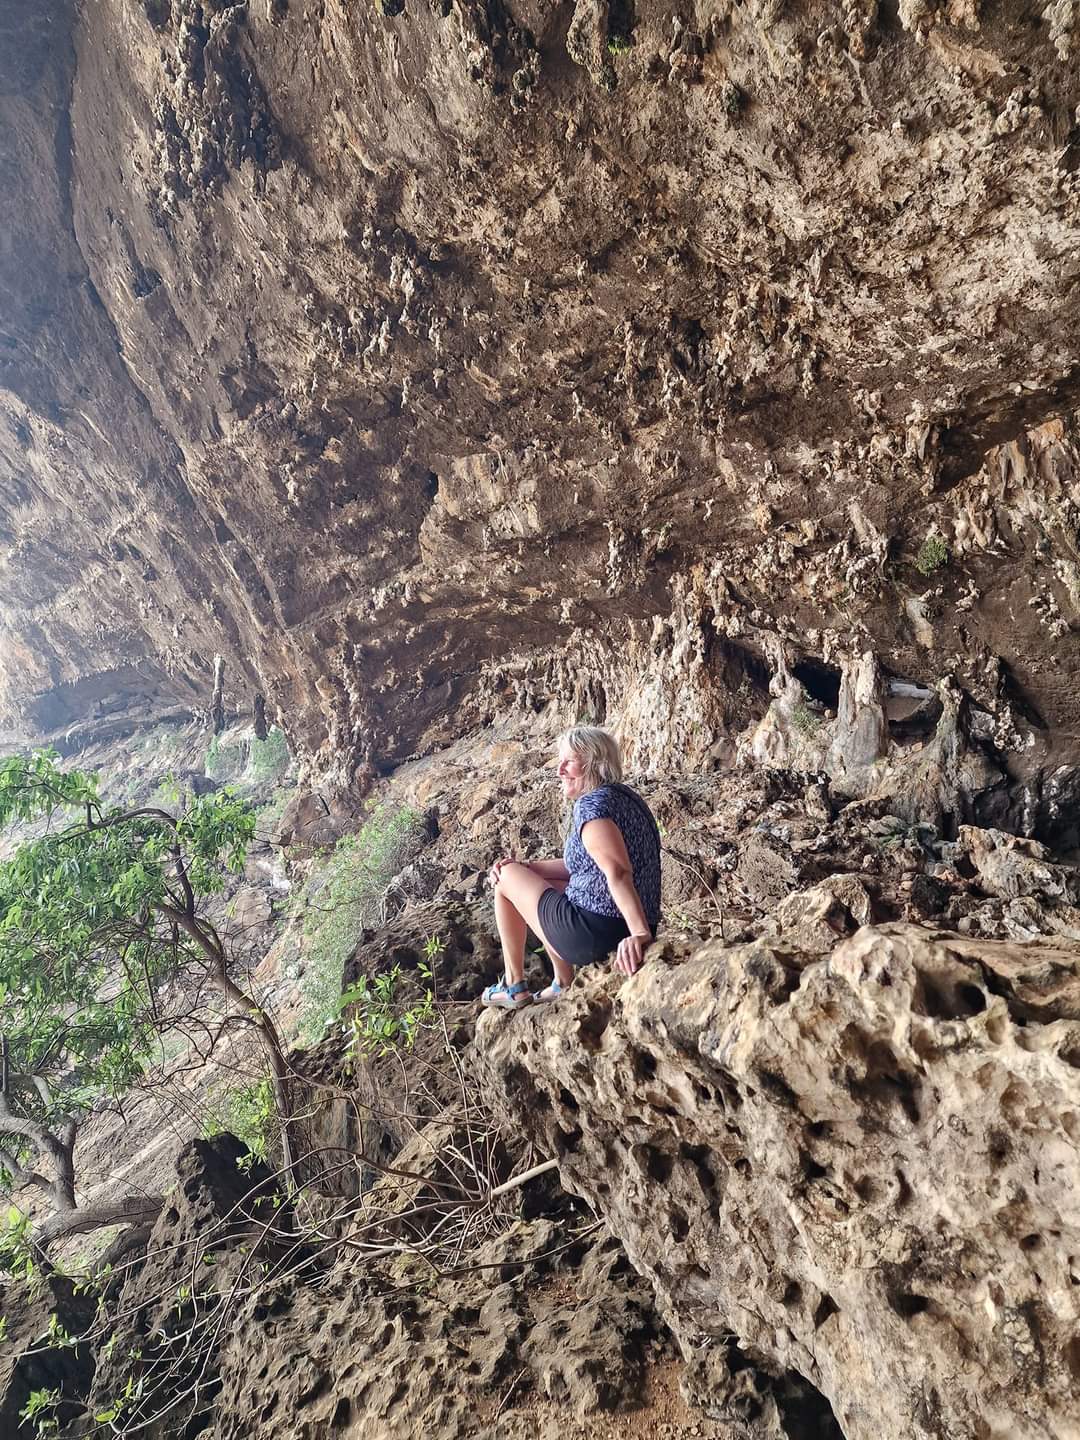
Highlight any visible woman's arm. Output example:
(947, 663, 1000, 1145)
(580, 819, 651, 974)
(528, 859, 571, 882)
(488, 856, 570, 887)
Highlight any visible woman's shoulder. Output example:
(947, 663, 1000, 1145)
(607, 784, 659, 834)
(575, 785, 604, 808)
(574, 784, 616, 819)
(608, 782, 652, 812)
(577, 783, 650, 818)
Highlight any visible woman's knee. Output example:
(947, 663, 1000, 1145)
(494, 861, 530, 896)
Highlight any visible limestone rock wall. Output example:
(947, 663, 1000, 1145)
(4, 2, 1080, 785)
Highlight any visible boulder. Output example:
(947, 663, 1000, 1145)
(477, 924, 1080, 1440)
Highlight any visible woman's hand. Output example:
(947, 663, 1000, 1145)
(612, 932, 651, 976)
(488, 856, 519, 888)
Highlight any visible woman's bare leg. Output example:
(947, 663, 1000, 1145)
(545, 948, 575, 989)
(494, 864, 573, 988)
(494, 887, 529, 985)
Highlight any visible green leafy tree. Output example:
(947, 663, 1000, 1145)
(0, 751, 295, 1251)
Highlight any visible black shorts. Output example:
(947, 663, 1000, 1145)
(536, 889, 630, 967)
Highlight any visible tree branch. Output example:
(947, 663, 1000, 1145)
(0, 1111, 76, 1208)
(37, 1192, 164, 1248)
(0, 1144, 51, 1195)
(160, 905, 298, 1188)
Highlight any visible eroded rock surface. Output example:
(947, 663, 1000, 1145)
(0, 1274, 97, 1439)
(478, 924, 1080, 1439)
(57, 1114, 687, 1440)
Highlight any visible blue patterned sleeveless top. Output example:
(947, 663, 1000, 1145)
(563, 783, 661, 929)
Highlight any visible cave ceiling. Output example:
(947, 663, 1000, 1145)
(2, 0, 1080, 779)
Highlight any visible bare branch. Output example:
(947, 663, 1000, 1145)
(0, 1145, 50, 1195)
(37, 1192, 165, 1249)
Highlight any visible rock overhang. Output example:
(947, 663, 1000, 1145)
(3, 0, 1080, 787)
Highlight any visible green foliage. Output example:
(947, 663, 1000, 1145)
(665, 905, 699, 931)
(0, 1205, 37, 1280)
(152, 778, 182, 809)
(206, 727, 290, 792)
(606, 32, 631, 52)
(298, 805, 422, 1038)
(722, 80, 744, 116)
(246, 728, 289, 785)
(915, 533, 949, 575)
(202, 1078, 275, 1161)
(94, 1372, 138, 1426)
(337, 961, 435, 1059)
(791, 701, 824, 737)
(0, 1137, 31, 1195)
(20, 1386, 60, 1434)
(204, 734, 224, 777)
(46, 1311, 74, 1347)
(0, 752, 256, 1159)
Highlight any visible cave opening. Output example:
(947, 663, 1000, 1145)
(791, 658, 841, 711)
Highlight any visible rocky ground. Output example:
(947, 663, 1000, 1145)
(1, 698, 1078, 1438)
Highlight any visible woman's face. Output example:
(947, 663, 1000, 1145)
(557, 743, 590, 802)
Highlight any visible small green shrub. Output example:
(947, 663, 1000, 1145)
(246, 727, 289, 784)
(0, 1205, 37, 1280)
(722, 80, 744, 116)
(204, 734, 229, 779)
(298, 805, 423, 1038)
(20, 1386, 60, 1435)
(153, 777, 182, 807)
(791, 701, 823, 737)
(337, 962, 435, 1059)
(606, 32, 631, 53)
(915, 533, 949, 575)
(202, 1078, 275, 1161)
(206, 727, 290, 789)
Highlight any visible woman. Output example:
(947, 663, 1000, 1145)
(482, 726, 662, 1009)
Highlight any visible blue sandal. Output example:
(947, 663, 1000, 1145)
(481, 978, 533, 1010)
(533, 979, 564, 1003)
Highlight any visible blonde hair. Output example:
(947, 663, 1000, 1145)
(559, 725, 623, 790)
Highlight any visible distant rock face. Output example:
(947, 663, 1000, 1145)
(4, 2, 1080, 787)
(478, 924, 1080, 1440)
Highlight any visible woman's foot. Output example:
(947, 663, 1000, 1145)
(533, 979, 566, 1003)
(481, 978, 533, 1010)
